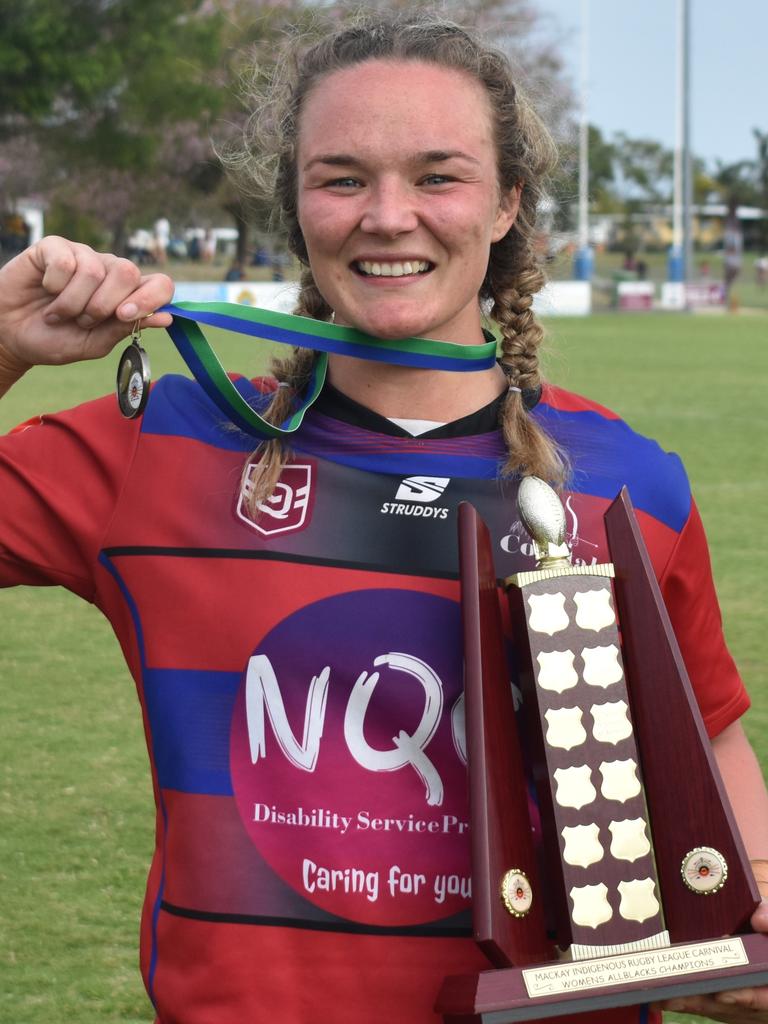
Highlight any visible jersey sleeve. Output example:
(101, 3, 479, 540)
(0, 395, 140, 600)
(658, 497, 749, 737)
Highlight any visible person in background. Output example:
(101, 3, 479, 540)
(153, 215, 171, 265)
(723, 199, 744, 306)
(224, 259, 246, 282)
(202, 227, 217, 264)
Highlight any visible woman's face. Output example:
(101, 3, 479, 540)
(296, 59, 519, 345)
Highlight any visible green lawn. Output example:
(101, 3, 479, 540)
(0, 311, 766, 1023)
(541, 313, 768, 730)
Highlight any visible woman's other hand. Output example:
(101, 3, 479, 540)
(653, 887, 768, 1022)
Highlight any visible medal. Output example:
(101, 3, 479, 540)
(116, 320, 151, 418)
(113, 302, 499, 437)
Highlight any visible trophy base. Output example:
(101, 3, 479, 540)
(437, 933, 768, 1022)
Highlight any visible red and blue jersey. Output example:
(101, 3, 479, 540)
(0, 374, 747, 1024)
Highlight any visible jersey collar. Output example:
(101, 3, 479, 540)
(313, 375, 541, 439)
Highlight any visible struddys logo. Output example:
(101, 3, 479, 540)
(229, 589, 474, 927)
(237, 463, 313, 536)
(379, 475, 451, 520)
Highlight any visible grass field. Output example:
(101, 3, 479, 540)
(0, 310, 766, 1023)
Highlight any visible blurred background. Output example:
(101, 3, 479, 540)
(1, 0, 766, 311)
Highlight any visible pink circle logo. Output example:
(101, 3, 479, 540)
(230, 589, 472, 926)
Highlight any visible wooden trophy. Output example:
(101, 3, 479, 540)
(436, 479, 768, 1021)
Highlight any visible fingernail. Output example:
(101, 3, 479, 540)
(120, 302, 138, 318)
(44, 312, 61, 325)
(77, 314, 96, 327)
(716, 992, 740, 1004)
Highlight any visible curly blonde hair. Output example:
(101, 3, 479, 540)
(227, 9, 566, 510)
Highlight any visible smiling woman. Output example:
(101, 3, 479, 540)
(0, 8, 767, 1024)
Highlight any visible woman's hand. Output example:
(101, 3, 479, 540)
(0, 236, 174, 390)
(653, 882, 768, 1021)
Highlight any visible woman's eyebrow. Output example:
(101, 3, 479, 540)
(303, 154, 361, 171)
(417, 149, 481, 165)
(302, 149, 481, 171)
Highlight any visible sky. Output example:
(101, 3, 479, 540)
(532, 0, 766, 169)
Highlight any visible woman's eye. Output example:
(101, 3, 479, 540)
(327, 177, 362, 189)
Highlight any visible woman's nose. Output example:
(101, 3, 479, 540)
(359, 179, 419, 237)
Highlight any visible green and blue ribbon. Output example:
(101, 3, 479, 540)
(160, 301, 498, 439)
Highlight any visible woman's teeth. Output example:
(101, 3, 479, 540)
(356, 260, 431, 277)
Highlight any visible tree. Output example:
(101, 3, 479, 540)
(1, 0, 225, 140)
(0, 0, 227, 248)
(0, 0, 117, 133)
(611, 134, 673, 205)
(692, 158, 719, 206)
(552, 124, 617, 229)
(1, 0, 576, 259)
(712, 158, 759, 208)
(182, 0, 321, 264)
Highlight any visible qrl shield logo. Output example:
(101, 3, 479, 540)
(238, 463, 313, 536)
